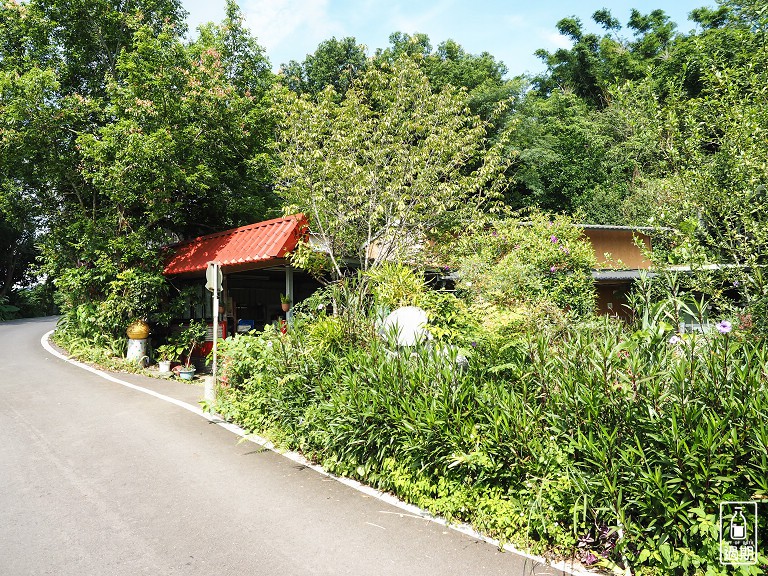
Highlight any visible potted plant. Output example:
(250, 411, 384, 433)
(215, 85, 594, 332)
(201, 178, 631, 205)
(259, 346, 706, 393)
(280, 293, 292, 312)
(154, 344, 175, 374)
(174, 320, 207, 380)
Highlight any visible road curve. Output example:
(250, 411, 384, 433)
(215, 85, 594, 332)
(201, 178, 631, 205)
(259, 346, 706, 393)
(0, 317, 564, 576)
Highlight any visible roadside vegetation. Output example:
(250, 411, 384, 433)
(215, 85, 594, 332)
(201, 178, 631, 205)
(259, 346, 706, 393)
(4, 0, 768, 572)
(215, 224, 767, 575)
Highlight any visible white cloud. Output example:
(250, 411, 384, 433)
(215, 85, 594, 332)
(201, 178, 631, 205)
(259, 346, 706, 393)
(241, 0, 344, 60)
(504, 14, 525, 29)
(540, 30, 572, 50)
(387, 0, 454, 34)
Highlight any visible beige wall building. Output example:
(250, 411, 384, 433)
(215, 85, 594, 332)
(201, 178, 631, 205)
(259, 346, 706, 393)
(581, 225, 654, 319)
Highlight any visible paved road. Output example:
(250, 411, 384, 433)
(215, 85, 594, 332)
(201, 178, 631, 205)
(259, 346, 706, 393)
(0, 318, 563, 575)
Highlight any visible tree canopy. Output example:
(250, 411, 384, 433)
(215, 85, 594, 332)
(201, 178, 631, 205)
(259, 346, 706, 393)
(1, 0, 277, 331)
(2, 0, 768, 333)
(273, 57, 507, 279)
(280, 36, 368, 98)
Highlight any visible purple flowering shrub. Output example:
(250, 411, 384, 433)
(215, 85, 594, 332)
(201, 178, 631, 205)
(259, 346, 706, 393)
(449, 210, 597, 318)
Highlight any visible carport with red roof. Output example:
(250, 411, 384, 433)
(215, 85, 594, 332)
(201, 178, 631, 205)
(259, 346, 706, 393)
(162, 214, 322, 343)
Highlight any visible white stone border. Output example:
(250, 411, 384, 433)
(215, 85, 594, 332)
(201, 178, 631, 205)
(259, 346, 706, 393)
(42, 330, 592, 576)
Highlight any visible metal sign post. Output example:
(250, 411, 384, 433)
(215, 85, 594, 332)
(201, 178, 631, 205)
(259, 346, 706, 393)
(285, 265, 294, 326)
(205, 262, 222, 403)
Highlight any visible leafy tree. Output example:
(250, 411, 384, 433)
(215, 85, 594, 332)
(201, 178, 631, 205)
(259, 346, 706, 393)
(0, 2, 59, 304)
(534, 16, 606, 107)
(0, 0, 191, 321)
(718, 0, 768, 30)
(33, 0, 186, 97)
(0, 0, 276, 334)
(376, 32, 520, 125)
(0, 200, 36, 299)
(648, 54, 768, 329)
(281, 36, 367, 98)
(503, 4, 768, 226)
(374, 32, 432, 62)
(13, 0, 189, 247)
(273, 57, 507, 279)
(690, 5, 732, 29)
(193, 0, 272, 95)
(378, 34, 508, 91)
(626, 8, 677, 59)
(76, 6, 276, 241)
(281, 32, 519, 133)
(424, 38, 518, 122)
(534, 9, 677, 108)
(502, 87, 665, 223)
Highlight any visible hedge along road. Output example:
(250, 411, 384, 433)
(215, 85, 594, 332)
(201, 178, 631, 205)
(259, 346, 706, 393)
(0, 317, 568, 576)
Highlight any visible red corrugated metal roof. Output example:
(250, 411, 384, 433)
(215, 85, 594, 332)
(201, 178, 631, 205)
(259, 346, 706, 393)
(163, 214, 308, 276)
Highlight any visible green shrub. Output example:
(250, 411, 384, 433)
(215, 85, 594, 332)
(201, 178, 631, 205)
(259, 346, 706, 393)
(418, 288, 480, 346)
(1, 283, 57, 319)
(0, 295, 20, 321)
(451, 210, 597, 316)
(215, 268, 767, 574)
(365, 262, 427, 310)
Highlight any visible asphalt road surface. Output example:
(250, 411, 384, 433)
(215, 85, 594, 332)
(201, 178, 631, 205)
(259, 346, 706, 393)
(1, 317, 567, 575)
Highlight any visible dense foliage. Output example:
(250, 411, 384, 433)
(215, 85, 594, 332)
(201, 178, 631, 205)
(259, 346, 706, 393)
(1, 0, 276, 336)
(449, 212, 597, 318)
(503, 2, 768, 235)
(281, 36, 368, 98)
(5, 1, 768, 571)
(3, 0, 767, 326)
(273, 57, 507, 279)
(216, 270, 766, 575)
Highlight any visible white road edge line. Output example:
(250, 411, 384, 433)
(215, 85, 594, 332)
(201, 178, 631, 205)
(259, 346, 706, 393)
(41, 329, 591, 576)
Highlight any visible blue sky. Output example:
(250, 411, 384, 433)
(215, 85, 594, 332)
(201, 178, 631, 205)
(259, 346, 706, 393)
(181, 0, 714, 78)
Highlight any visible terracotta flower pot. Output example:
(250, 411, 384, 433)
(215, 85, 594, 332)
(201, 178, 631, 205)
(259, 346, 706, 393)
(281, 302, 290, 312)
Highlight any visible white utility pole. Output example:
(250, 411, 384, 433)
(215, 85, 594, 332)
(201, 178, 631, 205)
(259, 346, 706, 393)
(205, 261, 222, 403)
